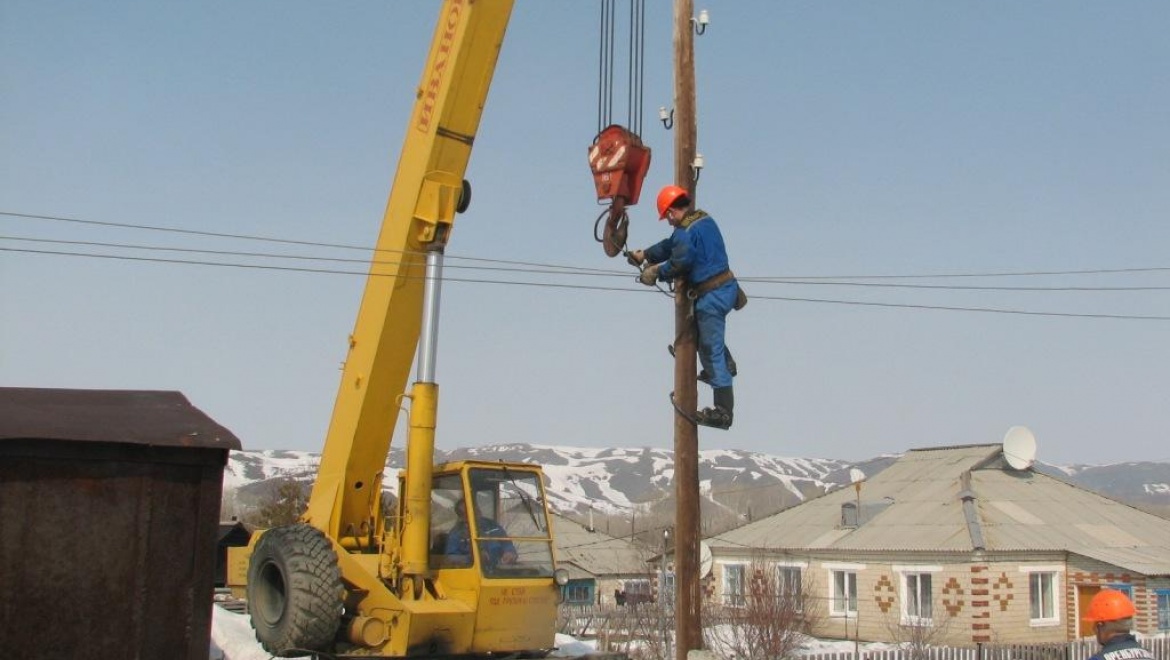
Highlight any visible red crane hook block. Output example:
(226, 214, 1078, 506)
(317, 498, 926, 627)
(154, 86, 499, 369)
(588, 125, 652, 206)
(588, 125, 652, 257)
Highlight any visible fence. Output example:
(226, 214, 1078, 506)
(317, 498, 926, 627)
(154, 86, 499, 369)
(558, 602, 1170, 660)
(800, 637, 1170, 660)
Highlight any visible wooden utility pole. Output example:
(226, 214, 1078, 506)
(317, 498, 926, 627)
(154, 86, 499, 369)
(672, 1, 702, 659)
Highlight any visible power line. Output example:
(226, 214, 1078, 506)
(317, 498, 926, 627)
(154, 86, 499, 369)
(750, 267, 1170, 280)
(6, 246, 1169, 321)
(0, 235, 635, 281)
(0, 247, 650, 294)
(738, 278, 1170, 292)
(8, 210, 1170, 282)
(12, 234, 1168, 293)
(0, 210, 624, 276)
(2, 210, 377, 252)
(748, 293, 1170, 321)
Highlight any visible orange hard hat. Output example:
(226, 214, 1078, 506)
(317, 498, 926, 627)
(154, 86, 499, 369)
(656, 185, 689, 219)
(1082, 589, 1136, 623)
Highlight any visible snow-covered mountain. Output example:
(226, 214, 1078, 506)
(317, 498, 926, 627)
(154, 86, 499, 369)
(223, 444, 862, 520)
(222, 444, 1170, 521)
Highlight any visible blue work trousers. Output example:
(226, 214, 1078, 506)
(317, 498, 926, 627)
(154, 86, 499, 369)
(695, 281, 738, 389)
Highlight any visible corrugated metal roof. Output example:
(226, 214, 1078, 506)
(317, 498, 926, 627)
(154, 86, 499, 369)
(709, 444, 1170, 576)
(973, 467, 1170, 573)
(553, 514, 650, 577)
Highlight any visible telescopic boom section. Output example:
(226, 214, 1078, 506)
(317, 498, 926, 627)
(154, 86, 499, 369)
(304, 0, 516, 542)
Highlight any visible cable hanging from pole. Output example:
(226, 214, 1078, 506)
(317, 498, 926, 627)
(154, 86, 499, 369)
(588, 0, 652, 259)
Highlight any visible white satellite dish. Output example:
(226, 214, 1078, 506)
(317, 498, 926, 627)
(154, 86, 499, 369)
(849, 468, 866, 484)
(1002, 426, 1038, 470)
(699, 541, 713, 578)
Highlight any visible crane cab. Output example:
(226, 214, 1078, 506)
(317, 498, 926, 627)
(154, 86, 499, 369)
(402, 460, 566, 655)
(425, 462, 558, 579)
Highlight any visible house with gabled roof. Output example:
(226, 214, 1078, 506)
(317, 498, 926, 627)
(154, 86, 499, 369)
(553, 513, 654, 607)
(704, 443, 1170, 645)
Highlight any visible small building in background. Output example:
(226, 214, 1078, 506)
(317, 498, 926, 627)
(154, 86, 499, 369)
(705, 442, 1170, 645)
(553, 513, 652, 607)
(216, 520, 253, 588)
(0, 387, 240, 660)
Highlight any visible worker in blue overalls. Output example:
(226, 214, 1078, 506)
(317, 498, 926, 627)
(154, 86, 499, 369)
(630, 185, 744, 430)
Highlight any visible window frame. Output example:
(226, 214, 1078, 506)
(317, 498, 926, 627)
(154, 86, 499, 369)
(777, 565, 804, 612)
(722, 562, 747, 607)
(563, 581, 592, 605)
(830, 569, 858, 618)
(902, 572, 934, 625)
(662, 571, 676, 606)
(1156, 589, 1170, 632)
(1020, 566, 1062, 627)
(1106, 583, 1135, 600)
(892, 565, 940, 627)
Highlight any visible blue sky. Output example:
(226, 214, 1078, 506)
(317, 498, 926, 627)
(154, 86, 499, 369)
(3, 1, 1167, 466)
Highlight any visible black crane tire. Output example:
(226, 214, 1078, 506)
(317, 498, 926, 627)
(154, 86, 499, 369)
(457, 179, 472, 213)
(247, 523, 344, 657)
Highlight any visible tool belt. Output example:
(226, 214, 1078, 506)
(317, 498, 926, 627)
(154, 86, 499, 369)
(691, 270, 748, 310)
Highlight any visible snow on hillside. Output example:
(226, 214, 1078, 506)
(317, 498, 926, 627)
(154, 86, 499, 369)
(222, 449, 319, 491)
(222, 444, 1170, 517)
(223, 443, 848, 516)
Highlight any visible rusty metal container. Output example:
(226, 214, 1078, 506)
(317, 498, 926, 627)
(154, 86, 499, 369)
(0, 387, 241, 660)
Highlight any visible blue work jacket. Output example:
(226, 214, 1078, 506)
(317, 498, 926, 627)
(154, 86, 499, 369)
(644, 210, 730, 286)
(1089, 634, 1155, 660)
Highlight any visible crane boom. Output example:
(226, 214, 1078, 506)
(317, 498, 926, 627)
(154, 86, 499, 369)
(235, 2, 578, 658)
(305, 0, 515, 541)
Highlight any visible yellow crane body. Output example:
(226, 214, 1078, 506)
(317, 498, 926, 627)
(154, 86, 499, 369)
(229, 2, 574, 657)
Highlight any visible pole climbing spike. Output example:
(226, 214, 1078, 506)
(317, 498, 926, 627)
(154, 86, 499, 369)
(587, 125, 652, 258)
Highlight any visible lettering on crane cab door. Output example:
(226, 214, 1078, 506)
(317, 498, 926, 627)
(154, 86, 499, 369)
(487, 587, 552, 607)
(417, 0, 463, 133)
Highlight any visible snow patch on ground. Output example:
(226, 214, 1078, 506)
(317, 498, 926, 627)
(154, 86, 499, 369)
(211, 607, 309, 659)
(212, 608, 599, 660)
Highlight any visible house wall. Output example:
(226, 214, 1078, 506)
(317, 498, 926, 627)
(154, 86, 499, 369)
(1153, 577, 1170, 634)
(598, 576, 656, 606)
(1066, 555, 1166, 636)
(963, 557, 1071, 645)
(706, 550, 1115, 647)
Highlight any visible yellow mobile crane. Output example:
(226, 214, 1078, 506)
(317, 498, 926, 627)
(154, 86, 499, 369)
(237, 1, 571, 657)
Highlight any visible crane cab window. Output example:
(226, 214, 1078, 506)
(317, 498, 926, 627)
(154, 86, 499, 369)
(429, 468, 555, 578)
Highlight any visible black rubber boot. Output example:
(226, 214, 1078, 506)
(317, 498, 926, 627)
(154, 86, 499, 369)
(696, 387, 734, 430)
(715, 386, 734, 417)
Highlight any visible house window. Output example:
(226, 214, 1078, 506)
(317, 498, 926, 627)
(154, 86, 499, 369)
(904, 572, 933, 624)
(723, 563, 746, 607)
(1029, 572, 1058, 623)
(623, 579, 652, 605)
(1107, 583, 1134, 600)
(831, 570, 858, 617)
(662, 572, 676, 606)
(778, 566, 803, 611)
(1156, 590, 1170, 631)
(563, 581, 591, 605)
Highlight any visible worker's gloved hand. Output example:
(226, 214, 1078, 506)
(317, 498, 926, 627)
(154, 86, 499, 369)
(627, 250, 646, 266)
(638, 264, 659, 286)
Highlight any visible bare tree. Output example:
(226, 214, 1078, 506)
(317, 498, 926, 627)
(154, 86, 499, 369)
(246, 477, 309, 528)
(880, 598, 958, 659)
(702, 556, 822, 660)
(585, 594, 672, 660)
(219, 488, 243, 522)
